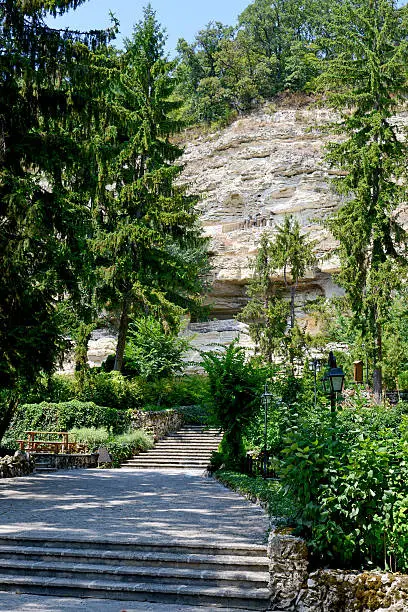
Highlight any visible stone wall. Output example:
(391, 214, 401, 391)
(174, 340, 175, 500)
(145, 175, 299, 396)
(32, 453, 98, 470)
(267, 529, 408, 611)
(129, 409, 185, 442)
(0, 451, 35, 478)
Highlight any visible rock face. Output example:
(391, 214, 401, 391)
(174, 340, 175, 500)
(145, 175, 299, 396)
(180, 104, 346, 322)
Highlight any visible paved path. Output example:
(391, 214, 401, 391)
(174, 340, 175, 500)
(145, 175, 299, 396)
(0, 592, 236, 612)
(0, 467, 269, 545)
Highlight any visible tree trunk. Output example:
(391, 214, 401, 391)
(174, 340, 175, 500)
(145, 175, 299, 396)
(0, 394, 19, 443)
(290, 285, 296, 329)
(373, 320, 383, 404)
(114, 296, 131, 372)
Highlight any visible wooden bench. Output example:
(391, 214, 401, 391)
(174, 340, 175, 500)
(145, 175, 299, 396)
(17, 431, 84, 454)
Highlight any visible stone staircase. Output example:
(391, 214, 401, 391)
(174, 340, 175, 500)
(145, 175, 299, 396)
(0, 535, 271, 610)
(123, 425, 223, 470)
(33, 455, 57, 474)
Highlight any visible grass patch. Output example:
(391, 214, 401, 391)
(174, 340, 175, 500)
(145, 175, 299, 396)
(215, 470, 299, 525)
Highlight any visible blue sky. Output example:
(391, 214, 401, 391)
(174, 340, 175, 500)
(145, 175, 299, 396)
(47, 0, 250, 55)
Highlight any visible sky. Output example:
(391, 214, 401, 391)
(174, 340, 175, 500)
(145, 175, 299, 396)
(47, 0, 250, 55)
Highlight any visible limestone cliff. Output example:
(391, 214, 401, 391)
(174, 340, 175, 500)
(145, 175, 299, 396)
(180, 104, 345, 324)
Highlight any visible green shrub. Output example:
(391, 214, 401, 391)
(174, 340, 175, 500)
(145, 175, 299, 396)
(216, 470, 298, 523)
(142, 375, 210, 408)
(124, 316, 190, 380)
(105, 430, 153, 467)
(69, 427, 110, 447)
(21, 371, 209, 413)
(278, 395, 408, 572)
(77, 372, 145, 410)
(202, 342, 264, 470)
(7, 400, 128, 439)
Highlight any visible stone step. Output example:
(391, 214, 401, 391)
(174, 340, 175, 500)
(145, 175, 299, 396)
(0, 574, 270, 609)
(0, 546, 269, 572)
(0, 536, 267, 558)
(124, 461, 210, 467)
(0, 558, 269, 589)
(124, 464, 210, 469)
(134, 450, 214, 454)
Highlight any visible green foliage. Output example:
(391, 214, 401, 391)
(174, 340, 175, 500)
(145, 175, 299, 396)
(202, 342, 264, 469)
(67, 426, 153, 467)
(316, 0, 408, 397)
(7, 400, 127, 440)
(21, 372, 210, 414)
(93, 6, 208, 371)
(279, 394, 408, 571)
(239, 216, 316, 367)
(124, 316, 190, 380)
(215, 470, 299, 523)
(0, 0, 114, 437)
(104, 430, 153, 467)
(69, 427, 110, 447)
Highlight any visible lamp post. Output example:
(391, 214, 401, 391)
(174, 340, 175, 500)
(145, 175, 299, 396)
(261, 383, 273, 479)
(309, 358, 322, 409)
(322, 351, 345, 434)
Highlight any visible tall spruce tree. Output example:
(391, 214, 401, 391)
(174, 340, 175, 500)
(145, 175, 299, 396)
(93, 6, 208, 372)
(0, 0, 114, 437)
(317, 0, 408, 400)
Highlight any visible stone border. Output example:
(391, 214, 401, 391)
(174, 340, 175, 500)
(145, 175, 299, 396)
(32, 453, 98, 470)
(0, 451, 34, 478)
(268, 529, 408, 611)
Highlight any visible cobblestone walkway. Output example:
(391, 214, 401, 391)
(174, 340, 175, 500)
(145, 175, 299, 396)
(0, 468, 268, 545)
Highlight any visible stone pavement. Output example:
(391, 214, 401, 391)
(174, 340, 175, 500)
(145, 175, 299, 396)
(0, 468, 268, 544)
(0, 467, 269, 610)
(0, 592, 236, 611)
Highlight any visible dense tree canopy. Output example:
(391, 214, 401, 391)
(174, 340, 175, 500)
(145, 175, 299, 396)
(93, 6, 208, 371)
(318, 0, 408, 399)
(0, 0, 115, 435)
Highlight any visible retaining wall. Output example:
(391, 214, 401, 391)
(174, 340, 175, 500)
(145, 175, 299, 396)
(268, 529, 408, 611)
(0, 451, 35, 478)
(32, 453, 98, 470)
(129, 409, 185, 442)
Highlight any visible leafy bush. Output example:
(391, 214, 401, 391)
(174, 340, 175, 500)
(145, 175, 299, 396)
(142, 375, 210, 408)
(215, 470, 298, 523)
(278, 394, 408, 572)
(202, 342, 264, 470)
(7, 400, 128, 440)
(105, 430, 153, 467)
(77, 372, 145, 410)
(69, 427, 110, 447)
(124, 316, 190, 380)
(67, 427, 153, 467)
(20, 371, 209, 413)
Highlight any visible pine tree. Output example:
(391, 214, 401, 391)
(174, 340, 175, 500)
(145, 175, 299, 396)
(0, 0, 114, 437)
(317, 0, 408, 400)
(93, 6, 208, 372)
(239, 216, 316, 367)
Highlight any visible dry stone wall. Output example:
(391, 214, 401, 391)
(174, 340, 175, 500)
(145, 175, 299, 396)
(268, 530, 408, 611)
(0, 451, 35, 478)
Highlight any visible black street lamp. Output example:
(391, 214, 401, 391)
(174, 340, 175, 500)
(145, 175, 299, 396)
(322, 351, 345, 428)
(261, 383, 273, 479)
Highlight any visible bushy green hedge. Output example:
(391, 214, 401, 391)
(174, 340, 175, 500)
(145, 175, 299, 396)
(215, 470, 298, 523)
(70, 428, 153, 467)
(8, 400, 128, 439)
(23, 372, 209, 412)
(278, 394, 408, 572)
(104, 431, 153, 467)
